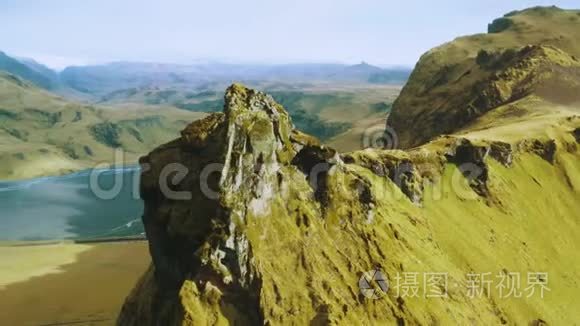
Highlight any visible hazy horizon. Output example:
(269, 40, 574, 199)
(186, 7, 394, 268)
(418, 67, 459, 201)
(1, 0, 578, 69)
(11, 56, 414, 72)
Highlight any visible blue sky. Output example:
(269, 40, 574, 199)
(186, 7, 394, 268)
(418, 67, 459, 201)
(0, 0, 578, 69)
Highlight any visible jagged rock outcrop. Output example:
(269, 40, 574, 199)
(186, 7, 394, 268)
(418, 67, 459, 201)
(118, 84, 580, 325)
(119, 84, 341, 325)
(572, 127, 580, 143)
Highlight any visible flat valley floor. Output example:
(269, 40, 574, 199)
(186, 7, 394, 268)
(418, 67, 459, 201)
(0, 241, 150, 325)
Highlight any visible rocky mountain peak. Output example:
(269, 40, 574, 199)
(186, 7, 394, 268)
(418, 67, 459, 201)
(121, 84, 342, 324)
(119, 79, 580, 324)
(115, 12, 580, 323)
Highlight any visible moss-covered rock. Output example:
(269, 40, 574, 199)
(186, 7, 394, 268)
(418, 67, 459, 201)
(119, 83, 580, 325)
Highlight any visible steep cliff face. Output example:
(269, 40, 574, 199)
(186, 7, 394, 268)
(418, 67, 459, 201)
(388, 7, 580, 149)
(118, 84, 580, 325)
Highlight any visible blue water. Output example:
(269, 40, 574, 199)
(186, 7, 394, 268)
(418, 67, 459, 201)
(0, 167, 144, 241)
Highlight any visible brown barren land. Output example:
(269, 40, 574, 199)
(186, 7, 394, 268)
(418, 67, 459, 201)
(0, 241, 150, 325)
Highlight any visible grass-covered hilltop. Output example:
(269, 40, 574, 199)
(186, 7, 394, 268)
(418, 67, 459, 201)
(118, 7, 580, 322)
(388, 6, 580, 148)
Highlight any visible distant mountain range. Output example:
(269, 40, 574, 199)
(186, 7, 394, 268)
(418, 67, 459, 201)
(0, 52, 410, 98)
(0, 52, 60, 90)
(0, 52, 404, 179)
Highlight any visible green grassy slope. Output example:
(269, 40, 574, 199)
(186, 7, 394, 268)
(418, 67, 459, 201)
(0, 72, 203, 180)
(388, 6, 580, 148)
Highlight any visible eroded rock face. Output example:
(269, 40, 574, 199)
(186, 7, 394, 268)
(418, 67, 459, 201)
(489, 141, 513, 166)
(445, 139, 490, 197)
(118, 84, 339, 325)
(517, 139, 557, 163)
(342, 151, 425, 204)
(572, 127, 580, 143)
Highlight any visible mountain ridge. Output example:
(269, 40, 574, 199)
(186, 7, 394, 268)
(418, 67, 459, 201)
(117, 7, 580, 324)
(0, 51, 59, 90)
(0, 50, 411, 98)
(388, 6, 580, 149)
(118, 83, 580, 325)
